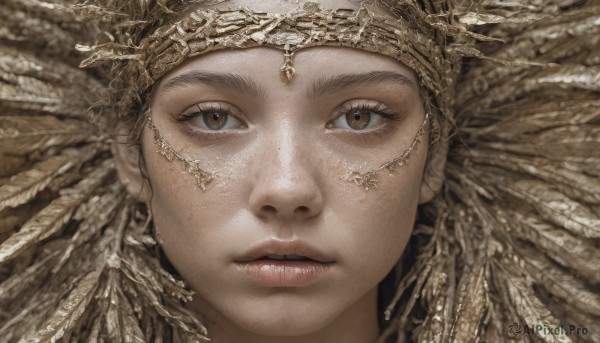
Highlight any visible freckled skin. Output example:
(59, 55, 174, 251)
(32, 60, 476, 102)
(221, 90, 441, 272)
(133, 2, 434, 343)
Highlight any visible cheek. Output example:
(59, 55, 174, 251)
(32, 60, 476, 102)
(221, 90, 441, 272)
(358, 192, 416, 264)
(330, 168, 422, 293)
(140, 132, 234, 271)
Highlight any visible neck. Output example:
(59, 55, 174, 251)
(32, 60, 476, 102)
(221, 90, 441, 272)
(185, 288, 380, 343)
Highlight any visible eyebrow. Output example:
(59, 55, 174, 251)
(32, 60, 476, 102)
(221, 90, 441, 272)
(159, 71, 267, 100)
(308, 71, 416, 98)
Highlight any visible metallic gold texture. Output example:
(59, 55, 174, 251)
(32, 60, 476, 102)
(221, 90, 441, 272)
(343, 113, 429, 190)
(146, 113, 213, 191)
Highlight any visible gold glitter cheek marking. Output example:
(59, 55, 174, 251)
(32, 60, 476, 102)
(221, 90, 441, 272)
(146, 113, 214, 191)
(342, 113, 429, 190)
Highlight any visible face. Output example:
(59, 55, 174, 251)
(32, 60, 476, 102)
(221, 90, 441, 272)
(129, 0, 433, 340)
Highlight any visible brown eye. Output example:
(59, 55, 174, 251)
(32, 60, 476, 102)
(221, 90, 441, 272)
(346, 109, 371, 130)
(331, 107, 381, 131)
(203, 111, 227, 130)
(329, 101, 403, 134)
(182, 104, 245, 131)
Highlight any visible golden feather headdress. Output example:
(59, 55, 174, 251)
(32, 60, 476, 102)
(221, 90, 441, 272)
(0, 0, 599, 342)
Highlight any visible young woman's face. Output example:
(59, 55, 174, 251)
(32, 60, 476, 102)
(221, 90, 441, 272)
(136, 1, 433, 340)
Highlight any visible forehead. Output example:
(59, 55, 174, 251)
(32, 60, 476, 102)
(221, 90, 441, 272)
(156, 46, 418, 92)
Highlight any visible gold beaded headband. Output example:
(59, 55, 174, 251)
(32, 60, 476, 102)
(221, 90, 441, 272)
(140, 4, 450, 91)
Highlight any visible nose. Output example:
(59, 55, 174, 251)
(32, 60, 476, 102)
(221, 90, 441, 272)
(248, 128, 324, 221)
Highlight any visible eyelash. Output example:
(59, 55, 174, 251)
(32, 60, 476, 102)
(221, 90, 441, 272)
(174, 103, 245, 142)
(334, 101, 401, 120)
(328, 101, 406, 144)
(177, 103, 233, 122)
(173, 101, 406, 143)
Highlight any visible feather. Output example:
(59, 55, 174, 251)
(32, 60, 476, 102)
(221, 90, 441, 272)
(508, 212, 600, 284)
(0, 204, 44, 238)
(119, 285, 147, 343)
(0, 116, 92, 155)
(450, 262, 489, 342)
(0, 0, 90, 62)
(70, 3, 129, 22)
(52, 185, 126, 274)
(0, 161, 114, 264)
(547, 300, 600, 343)
(497, 180, 600, 238)
(0, 294, 55, 342)
(500, 256, 571, 343)
(0, 251, 59, 303)
(0, 192, 82, 265)
(105, 270, 122, 342)
(26, 268, 104, 343)
(0, 151, 78, 212)
(466, 150, 600, 204)
(417, 238, 455, 343)
(533, 65, 600, 92)
(0, 154, 27, 178)
(471, 142, 600, 165)
(120, 252, 209, 341)
(519, 248, 600, 316)
(481, 300, 508, 343)
(85, 314, 104, 343)
(0, 47, 104, 118)
(463, 100, 600, 140)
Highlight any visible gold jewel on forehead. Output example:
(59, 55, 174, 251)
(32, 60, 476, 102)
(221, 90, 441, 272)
(280, 43, 295, 83)
(342, 113, 429, 190)
(146, 112, 213, 191)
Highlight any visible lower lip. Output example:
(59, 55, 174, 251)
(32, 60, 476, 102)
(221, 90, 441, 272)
(237, 260, 333, 287)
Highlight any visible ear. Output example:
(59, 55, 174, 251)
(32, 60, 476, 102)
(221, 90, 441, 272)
(111, 132, 151, 202)
(418, 138, 448, 204)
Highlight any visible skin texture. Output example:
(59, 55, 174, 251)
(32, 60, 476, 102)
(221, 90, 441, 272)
(114, 1, 446, 342)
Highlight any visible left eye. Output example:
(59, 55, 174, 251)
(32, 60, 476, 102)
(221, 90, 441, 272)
(332, 108, 383, 130)
(189, 110, 243, 131)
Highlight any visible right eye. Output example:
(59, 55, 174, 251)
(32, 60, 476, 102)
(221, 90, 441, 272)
(331, 108, 385, 131)
(179, 103, 245, 131)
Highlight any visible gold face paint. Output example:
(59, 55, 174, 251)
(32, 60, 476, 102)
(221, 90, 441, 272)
(147, 109, 428, 191)
(146, 112, 213, 191)
(342, 113, 429, 190)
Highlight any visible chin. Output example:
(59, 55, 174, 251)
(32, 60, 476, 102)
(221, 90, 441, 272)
(226, 297, 339, 337)
(237, 314, 331, 337)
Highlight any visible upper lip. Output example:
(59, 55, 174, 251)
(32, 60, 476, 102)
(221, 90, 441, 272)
(234, 240, 335, 264)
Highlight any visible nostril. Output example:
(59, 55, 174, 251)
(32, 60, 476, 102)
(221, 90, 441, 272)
(295, 206, 309, 214)
(262, 205, 277, 214)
